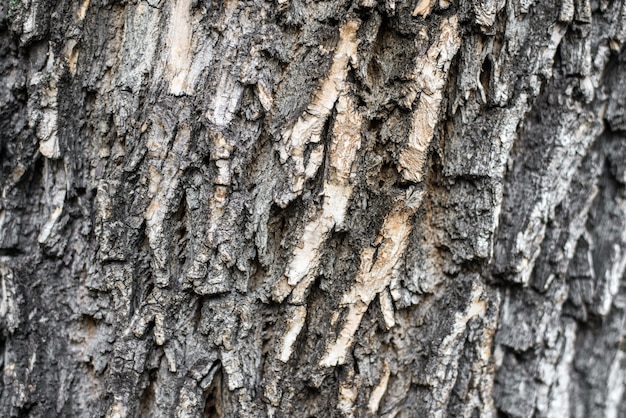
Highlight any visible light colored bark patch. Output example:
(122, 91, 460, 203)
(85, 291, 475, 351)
(379, 289, 396, 329)
(0, 265, 19, 333)
(275, 95, 362, 362)
(38, 205, 63, 244)
(537, 23, 568, 80)
(546, 320, 576, 417)
(22, 4, 37, 38)
(33, 48, 61, 160)
(274, 94, 363, 304)
(337, 367, 359, 417)
(76, 0, 90, 21)
(559, 0, 575, 22)
(398, 15, 461, 183)
(106, 402, 126, 418)
(277, 306, 307, 362)
(166, 0, 193, 95)
(473, 0, 504, 28)
(64, 39, 79, 76)
(256, 81, 273, 112)
(368, 360, 391, 414)
(320, 190, 423, 367)
(437, 282, 487, 363)
(207, 73, 244, 127)
(145, 125, 191, 287)
(37, 160, 67, 245)
(605, 350, 624, 418)
(412, 0, 433, 17)
(425, 278, 495, 418)
(38, 109, 60, 159)
(279, 20, 360, 194)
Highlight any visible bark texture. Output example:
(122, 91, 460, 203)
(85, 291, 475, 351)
(1, 0, 625, 416)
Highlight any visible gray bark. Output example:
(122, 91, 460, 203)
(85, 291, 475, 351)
(1, 0, 625, 416)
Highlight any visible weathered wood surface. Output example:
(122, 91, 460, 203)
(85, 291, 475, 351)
(1, 0, 625, 416)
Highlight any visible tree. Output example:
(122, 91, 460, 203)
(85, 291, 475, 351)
(1, 0, 625, 416)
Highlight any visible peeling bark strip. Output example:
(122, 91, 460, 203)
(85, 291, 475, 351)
(275, 93, 362, 362)
(398, 15, 461, 183)
(274, 94, 362, 298)
(320, 189, 423, 367)
(278, 20, 360, 197)
(1, 0, 626, 416)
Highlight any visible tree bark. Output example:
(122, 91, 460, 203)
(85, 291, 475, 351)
(1, 0, 625, 416)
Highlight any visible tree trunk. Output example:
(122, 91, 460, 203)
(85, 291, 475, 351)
(1, 0, 625, 416)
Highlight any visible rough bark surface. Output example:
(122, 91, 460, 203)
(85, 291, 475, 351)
(1, 0, 625, 416)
